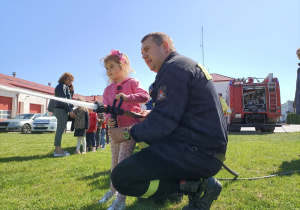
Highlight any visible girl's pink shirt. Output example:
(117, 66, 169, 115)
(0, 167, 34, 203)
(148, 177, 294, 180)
(103, 77, 149, 127)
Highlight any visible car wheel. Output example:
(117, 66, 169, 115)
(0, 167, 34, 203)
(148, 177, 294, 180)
(22, 124, 31, 134)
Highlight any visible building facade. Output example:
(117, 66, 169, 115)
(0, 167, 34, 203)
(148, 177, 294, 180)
(0, 73, 102, 121)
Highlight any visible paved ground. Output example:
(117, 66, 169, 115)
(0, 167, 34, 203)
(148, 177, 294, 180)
(240, 124, 300, 133)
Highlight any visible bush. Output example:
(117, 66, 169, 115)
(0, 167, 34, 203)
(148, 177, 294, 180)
(286, 113, 300, 124)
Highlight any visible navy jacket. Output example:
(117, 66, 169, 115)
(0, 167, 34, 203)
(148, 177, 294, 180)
(54, 83, 74, 113)
(130, 52, 227, 154)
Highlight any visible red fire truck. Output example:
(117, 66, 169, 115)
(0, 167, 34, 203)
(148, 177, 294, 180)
(226, 73, 281, 132)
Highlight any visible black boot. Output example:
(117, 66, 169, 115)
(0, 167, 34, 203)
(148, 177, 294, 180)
(182, 177, 222, 210)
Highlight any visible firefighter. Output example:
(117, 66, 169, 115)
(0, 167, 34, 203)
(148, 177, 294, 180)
(107, 32, 228, 210)
(218, 93, 231, 116)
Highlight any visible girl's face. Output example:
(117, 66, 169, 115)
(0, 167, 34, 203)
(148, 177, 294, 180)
(106, 60, 124, 83)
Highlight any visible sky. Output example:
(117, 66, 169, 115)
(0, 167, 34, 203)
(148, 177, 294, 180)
(0, 0, 299, 103)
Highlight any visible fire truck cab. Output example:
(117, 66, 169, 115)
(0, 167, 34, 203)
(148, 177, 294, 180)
(226, 73, 281, 132)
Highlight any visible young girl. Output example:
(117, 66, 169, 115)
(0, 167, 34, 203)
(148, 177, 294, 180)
(86, 108, 98, 152)
(72, 97, 89, 154)
(98, 49, 149, 210)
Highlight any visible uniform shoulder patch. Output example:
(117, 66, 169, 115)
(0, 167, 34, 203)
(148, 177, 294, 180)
(157, 86, 167, 101)
(197, 63, 212, 81)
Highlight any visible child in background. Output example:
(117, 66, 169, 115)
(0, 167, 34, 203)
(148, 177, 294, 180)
(98, 49, 149, 210)
(71, 97, 89, 154)
(99, 113, 107, 149)
(96, 112, 106, 149)
(86, 108, 97, 152)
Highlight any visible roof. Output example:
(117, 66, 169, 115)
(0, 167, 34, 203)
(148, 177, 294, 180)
(0, 73, 102, 102)
(211, 73, 234, 82)
(84, 95, 103, 103)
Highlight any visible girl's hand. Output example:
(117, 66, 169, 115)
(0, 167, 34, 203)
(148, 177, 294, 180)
(93, 130, 97, 133)
(107, 118, 117, 128)
(115, 93, 127, 102)
(85, 129, 88, 132)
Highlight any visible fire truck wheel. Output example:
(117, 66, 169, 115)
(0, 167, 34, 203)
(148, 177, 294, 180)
(228, 125, 241, 132)
(260, 127, 275, 132)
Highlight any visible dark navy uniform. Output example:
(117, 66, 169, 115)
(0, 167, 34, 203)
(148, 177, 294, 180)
(111, 52, 228, 199)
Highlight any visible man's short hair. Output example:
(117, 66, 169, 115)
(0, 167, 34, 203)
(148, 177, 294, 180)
(297, 48, 300, 55)
(141, 32, 176, 52)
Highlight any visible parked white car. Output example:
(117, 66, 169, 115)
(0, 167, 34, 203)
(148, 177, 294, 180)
(31, 112, 72, 133)
(0, 113, 42, 133)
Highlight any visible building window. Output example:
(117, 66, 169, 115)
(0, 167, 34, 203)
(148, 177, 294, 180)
(0, 110, 12, 119)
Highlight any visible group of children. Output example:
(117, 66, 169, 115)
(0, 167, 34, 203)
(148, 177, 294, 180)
(71, 99, 107, 154)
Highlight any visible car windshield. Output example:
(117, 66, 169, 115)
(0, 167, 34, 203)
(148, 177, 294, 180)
(13, 114, 35, 119)
(42, 111, 54, 117)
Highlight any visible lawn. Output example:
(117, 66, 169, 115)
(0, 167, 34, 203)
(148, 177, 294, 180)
(0, 132, 299, 210)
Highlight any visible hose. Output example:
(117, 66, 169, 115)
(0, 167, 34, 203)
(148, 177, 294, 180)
(217, 170, 300, 180)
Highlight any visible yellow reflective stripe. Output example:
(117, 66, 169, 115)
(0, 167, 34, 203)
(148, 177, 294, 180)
(137, 142, 149, 149)
(140, 180, 160, 198)
(197, 63, 212, 81)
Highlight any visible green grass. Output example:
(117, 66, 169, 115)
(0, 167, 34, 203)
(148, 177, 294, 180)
(0, 132, 299, 210)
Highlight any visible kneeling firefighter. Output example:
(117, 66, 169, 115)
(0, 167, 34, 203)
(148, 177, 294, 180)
(106, 32, 228, 210)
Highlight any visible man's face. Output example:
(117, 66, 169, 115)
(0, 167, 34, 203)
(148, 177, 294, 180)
(141, 37, 167, 73)
(297, 52, 300, 60)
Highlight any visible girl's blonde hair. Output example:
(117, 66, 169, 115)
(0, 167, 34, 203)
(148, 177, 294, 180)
(101, 50, 135, 83)
(77, 97, 87, 111)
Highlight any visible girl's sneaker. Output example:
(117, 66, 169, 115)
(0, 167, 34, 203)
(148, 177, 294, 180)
(74, 150, 81, 154)
(92, 147, 96, 152)
(81, 150, 86, 154)
(98, 191, 116, 204)
(107, 199, 126, 210)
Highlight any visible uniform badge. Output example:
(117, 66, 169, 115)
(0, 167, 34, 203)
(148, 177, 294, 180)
(157, 86, 167, 101)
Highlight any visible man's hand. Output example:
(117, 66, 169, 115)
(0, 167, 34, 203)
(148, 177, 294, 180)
(139, 110, 151, 123)
(108, 127, 127, 144)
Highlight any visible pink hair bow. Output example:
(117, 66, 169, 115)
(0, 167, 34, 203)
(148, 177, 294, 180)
(110, 49, 125, 63)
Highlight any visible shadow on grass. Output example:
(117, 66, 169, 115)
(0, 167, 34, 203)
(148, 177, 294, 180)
(275, 158, 300, 174)
(0, 153, 54, 162)
(78, 170, 111, 189)
(0, 146, 83, 163)
(80, 203, 107, 210)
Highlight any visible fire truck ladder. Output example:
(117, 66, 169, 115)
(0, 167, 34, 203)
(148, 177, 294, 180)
(268, 82, 277, 114)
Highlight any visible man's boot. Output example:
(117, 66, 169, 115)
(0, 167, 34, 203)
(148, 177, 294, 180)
(182, 177, 222, 210)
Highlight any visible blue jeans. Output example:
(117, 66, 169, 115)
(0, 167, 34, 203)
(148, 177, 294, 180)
(99, 128, 106, 148)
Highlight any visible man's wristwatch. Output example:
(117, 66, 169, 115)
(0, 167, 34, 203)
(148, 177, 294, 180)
(123, 128, 131, 140)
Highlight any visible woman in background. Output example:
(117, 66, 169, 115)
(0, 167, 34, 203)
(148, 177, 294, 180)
(53, 72, 76, 157)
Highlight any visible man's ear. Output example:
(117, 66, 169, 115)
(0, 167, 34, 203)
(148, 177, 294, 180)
(162, 41, 170, 53)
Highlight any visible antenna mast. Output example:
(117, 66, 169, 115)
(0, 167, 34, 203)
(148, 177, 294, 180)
(201, 27, 204, 67)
